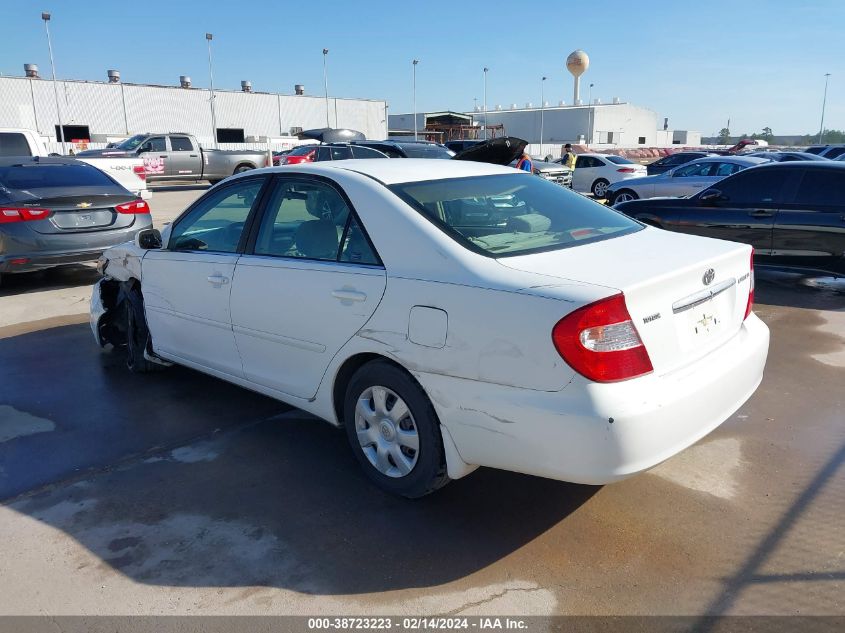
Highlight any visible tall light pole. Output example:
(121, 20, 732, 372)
(42, 12, 66, 155)
(588, 82, 594, 145)
(818, 73, 831, 144)
(412, 59, 419, 141)
(539, 76, 547, 157)
(483, 67, 489, 140)
(322, 48, 330, 128)
(206, 33, 218, 149)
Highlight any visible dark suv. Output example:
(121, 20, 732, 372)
(351, 140, 455, 159)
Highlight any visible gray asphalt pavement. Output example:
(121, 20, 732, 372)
(0, 189, 843, 616)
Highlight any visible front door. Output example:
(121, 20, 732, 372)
(142, 177, 267, 376)
(136, 136, 168, 178)
(669, 168, 788, 253)
(230, 176, 386, 399)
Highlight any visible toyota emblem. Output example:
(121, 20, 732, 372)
(702, 268, 715, 286)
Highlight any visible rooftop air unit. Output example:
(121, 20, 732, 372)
(294, 84, 305, 95)
(24, 64, 39, 78)
(241, 80, 252, 93)
(179, 75, 192, 88)
(107, 69, 120, 83)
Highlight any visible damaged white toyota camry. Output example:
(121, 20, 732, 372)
(91, 158, 769, 497)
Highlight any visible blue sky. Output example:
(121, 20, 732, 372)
(2, 0, 842, 136)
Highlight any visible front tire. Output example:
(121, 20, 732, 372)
(125, 288, 163, 374)
(343, 361, 449, 498)
(591, 178, 610, 198)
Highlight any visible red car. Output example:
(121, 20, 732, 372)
(281, 145, 318, 165)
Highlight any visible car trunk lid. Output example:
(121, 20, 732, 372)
(452, 136, 528, 166)
(8, 187, 139, 234)
(498, 228, 754, 375)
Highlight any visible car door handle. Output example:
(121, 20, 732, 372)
(207, 274, 229, 285)
(159, 155, 168, 158)
(189, 154, 198, 157)
(748, 210, 774, 218)
(332, 289, 367, 302)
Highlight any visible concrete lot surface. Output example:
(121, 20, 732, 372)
(0, 188, 843, 616)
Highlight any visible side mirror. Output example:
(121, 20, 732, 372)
(699, 189, 726, 203)
(135, 228, 162, 250)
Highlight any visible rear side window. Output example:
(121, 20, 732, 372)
(390, 173, 642, 257)
(824, 147, 845, 159)
(0, 133, 33, 157)
(794, 170, 845, 206)
(0, 163, 116, 189)
(170, 136, 193, 152)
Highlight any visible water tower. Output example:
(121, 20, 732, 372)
(566, 50, 590, 105)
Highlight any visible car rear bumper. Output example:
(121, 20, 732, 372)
(418, 313, 769, 485)
(0, 216, 152, 273)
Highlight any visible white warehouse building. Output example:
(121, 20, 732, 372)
(0, 67, 387, 152)
(390, 101, 700, 154)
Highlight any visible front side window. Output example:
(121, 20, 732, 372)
(140, 137, 166, 153)
(674, 162, 714, 178)
(169, 179, 264, 253)
(390, 173, 642, 257)
(705, 168, 786, 204)
(794, 170, 845, 206)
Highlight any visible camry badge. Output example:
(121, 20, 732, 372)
(702, 268, 715, 286)
(76, 202, 93, 208)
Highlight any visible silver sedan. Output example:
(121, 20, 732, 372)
(607, 156, 770, 204)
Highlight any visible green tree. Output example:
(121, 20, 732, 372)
(761, 127, 774, 142)
(718, 128, 731, 144)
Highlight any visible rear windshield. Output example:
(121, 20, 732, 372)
(390, 173, 642, 257)
(0, 163, 117, 190)
(605, 155, 635, 165)
(0, 133, 34, 157)
(400, 144, 455, 159)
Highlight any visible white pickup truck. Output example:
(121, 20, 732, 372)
(0, 128, 150, 199)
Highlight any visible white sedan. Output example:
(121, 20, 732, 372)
(91, 159, 769, 497)
(555, 153, 647, 197)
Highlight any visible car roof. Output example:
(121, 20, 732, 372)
(749, 160, 845, 170)
(0, 156, 90, 167)
(686, 155, 769, 166)
(253, 158, 518, 185)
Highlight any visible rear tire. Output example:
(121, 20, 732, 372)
(613, 189, 638, 204)
(591, 178, 610, 198)
(234, 164, 254, 175)
(343, 360, 450, 498)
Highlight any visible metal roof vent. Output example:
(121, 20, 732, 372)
(559, 100, 566, 106)
(612, 96, 620, 104)
(241, 80, 252, 93)
(107, 69, 121, 83)
(593, 98, 601, 105)
(294, 84, 305, 95)
(24, 64, 39, 78)
(179, 75, 192, 88)
(510, 103, 517, 110)
(525, 102, 533, 108)
(495, 104, 503, 111)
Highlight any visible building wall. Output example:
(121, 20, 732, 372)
(0, 77, 387, 149)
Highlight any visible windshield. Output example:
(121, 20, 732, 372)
(115, 134, 147, 151)
(390, 173, 642, 257)
(401, 144, 455, 159)
(605, 155, 636, 165)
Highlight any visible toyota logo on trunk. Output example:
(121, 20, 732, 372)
(702, 268, 715, 285)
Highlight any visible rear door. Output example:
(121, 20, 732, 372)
(230, 175, 386, 399)
(167, 135, 201, 178)
(771, 168, 845, 272)
(142, 176, 268, 376)
(666, 167, 789, 252)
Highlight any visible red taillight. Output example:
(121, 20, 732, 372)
(0, 207, 51, 223)
(133, 165, 147, 181)
(744, 249, 755, 320)
(616, 167, 637, 173)
(115, 199, 150, 214)
(552, 293, 654, 383)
